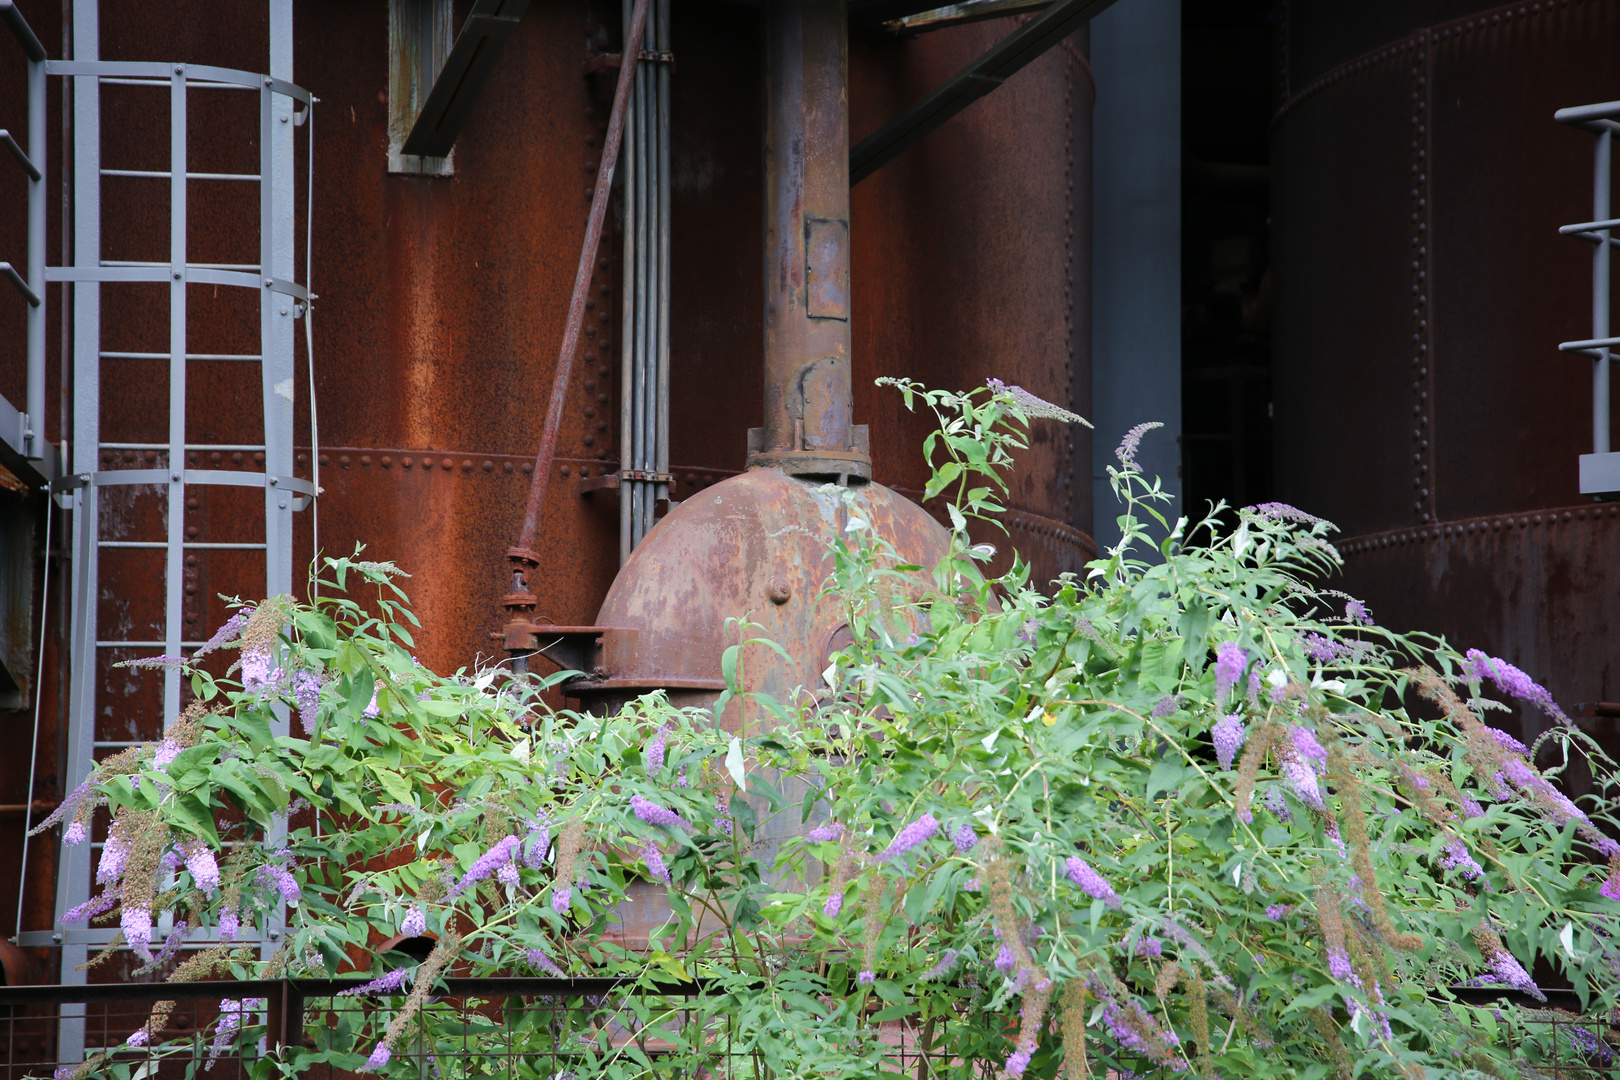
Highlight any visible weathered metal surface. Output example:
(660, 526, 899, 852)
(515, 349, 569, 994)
(549, 467, 951, 716)
(1272, 0, 1620, 759)
(851, 15, 1094, 586)
(0, 0, 1095, 969)
(750, 0, 871, 481)
(1334, 505, 1620, 763)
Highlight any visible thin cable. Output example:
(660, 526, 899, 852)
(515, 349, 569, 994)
(16, 489, 53, 941)
(304, 96, 318, 600)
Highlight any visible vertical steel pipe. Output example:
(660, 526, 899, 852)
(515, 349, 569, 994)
(655, 0, 671, 521)
(753, 0, 869, 480)
(618, 0, 637, 565)
(1594, 128, 1611, 455)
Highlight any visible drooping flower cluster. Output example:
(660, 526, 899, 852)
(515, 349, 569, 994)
(985, 378, 1089, 424)
(1114, 421, 1164, 470)
(400, 904, 427, 938)
(1212, 713, 1246, 771)
(1438, 838, 1484, 881)
(880, 813, 939, 860)
(1064, 856, 1121, 908)
(338, 968, 411, 996)
(444, 835, 520, 900)
(951, 821, 978, 853)
(1464, 648, 1570, 723)
(527, 948, 565, 976)
(1472, 926, 1546, 1002)
(807, 820, 845, 843)
(629, 794, 688, 831)
(645, 723, 673, 773)
(1213, 641, 1247, 705)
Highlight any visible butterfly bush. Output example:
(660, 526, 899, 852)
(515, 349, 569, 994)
(43, 383, 1620, 1080)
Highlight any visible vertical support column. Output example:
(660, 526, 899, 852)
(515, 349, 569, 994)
(1594, 128, 1610, 456)
(264, 0, 295, 603)
(56, 0, 101, 1045)
(164, 65, 186, 725)
(653, 0, 670, 527)
(749, 0, 868, 482)
(260, 0, 296, 960)
(1090, 0, 1180, 549)
(25, 46, 45, 458)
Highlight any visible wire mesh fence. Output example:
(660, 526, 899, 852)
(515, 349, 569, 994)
(0, 979, 1612, 1079)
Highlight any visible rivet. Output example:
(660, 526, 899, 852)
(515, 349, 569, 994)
(462, 459, 473, 471)
(560, 466, 571, 478)
(402, 457, 413, 469)
(502, 461, 513, 473)
(360, 455, 372, 466)
(522, 463, 533, 474)
(482, 460, 493, 472)
(339, 455, 351, 467)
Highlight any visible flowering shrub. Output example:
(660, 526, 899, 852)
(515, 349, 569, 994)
(36, 382, 1620, 1079)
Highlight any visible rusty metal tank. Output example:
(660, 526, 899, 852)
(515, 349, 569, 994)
(1271, 0, 1620, 763)
(544, 468, 951, 718)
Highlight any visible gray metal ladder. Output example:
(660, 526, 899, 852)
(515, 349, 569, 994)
(0, 0, 313, 1064)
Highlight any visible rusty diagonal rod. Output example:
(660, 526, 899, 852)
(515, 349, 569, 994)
(504, 0, 652, 639)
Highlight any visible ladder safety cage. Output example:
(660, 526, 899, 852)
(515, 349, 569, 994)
(1556, 99, 1620, 496)
(0, 0, 53, 486)
(1, 7, 314, 1068)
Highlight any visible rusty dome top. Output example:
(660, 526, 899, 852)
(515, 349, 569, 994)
(550, 467, 949, 717)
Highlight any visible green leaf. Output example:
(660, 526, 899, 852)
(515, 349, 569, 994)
(1147, 758, 1184, 803)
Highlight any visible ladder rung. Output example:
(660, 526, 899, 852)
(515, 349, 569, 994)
(99, 541, 267, 550)
(100, 262, 261, 271)
(95, 641, 168, 648)
(98, 77, 255, 91)
(100, 170, 260, 182)
(98, 442, 267, 451)
(100, 352, 264, 361)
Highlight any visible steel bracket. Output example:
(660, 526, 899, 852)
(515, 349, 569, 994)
(401, 0, 531, 158)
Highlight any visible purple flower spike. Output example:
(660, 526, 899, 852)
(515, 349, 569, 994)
(1152, 695, 1182, 719)
(951, 822, 978, 853)
(881, 813, 940, 860)
(122, 906, 154, 962)
(527, 948, 565, 976)
(823, 892, 844, 918)
(445, 835, 520, 900)
(63, 821, 87, 847)
(61, 890, 116, 925)
(1135, 937, 1163, 957)
(921, 950, 960, 980)
(1489, 727, 1530, 756)
(184, 841, 220, 897)
(1345, 599, 1373, 626)
(856, 970, 876, 986)
(1282, 759, 1326, 811)
(1214, 642, 1247, 705)
(339, 968, 410, 997)
(363, 1043, 392, 1072)
(1212, 713, 1246, 771)
(1064, 856, 1121, 908)
(1440, 838, 1484, 881)
(1265, 904, 1292, 921)
(629, 794, 688, 832)
(218, 908, 240, 941)
(551, 885, 572, 914)
(1600, 874, 1620, 902)
(257, 863, 303, 907)
(994, 944, 1016, 973)
(642, 845, 671, 885)
(645, 724, 672, 774)
(1005, 1045, 1034, 1078)
(293, 671, 324, 734)
(97, 834, 130, 885)
(806, 821, 844, 843)
(1464, 649, 1570, 723)
(1115, 421, 1164, 469)
(1289, 727, 1328, 771)
(1327, 947, 1355, 983)
(1482, 938, 1545, 1002)
(126, 1029, 150, 1048)
(400, 905, 426, 938)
